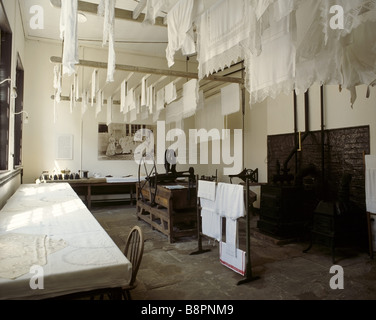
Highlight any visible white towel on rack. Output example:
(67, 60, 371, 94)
(366, 155, 376, 214)
(201, 207, 221, 242)
(60, 0, 79, 76)
(198, 180, 216, 202)
(225, 218, 238, 257)
(221, 83, 241, 116)
(219, 241, 246, 276)
(215, 183, 245, 219)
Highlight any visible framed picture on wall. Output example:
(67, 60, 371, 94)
(56, 134, 74, 160)
(98, 123, 154, 161)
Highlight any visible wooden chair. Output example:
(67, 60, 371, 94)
(122, 226, 145, 300)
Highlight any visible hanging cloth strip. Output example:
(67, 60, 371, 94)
(183, 79, 199, 119)
(60, 0, 79, 76)
(91, 69, 99, 107)
(96, 90, 103, 118)
(246, 12, 297, 105)
(221, 83, 241, 116)
(98, 0, 116, 83)
(120, 80, 127, 113)
(107, 96, 113, 126)
(81, 90, 88, 116)
(53, 65, 62, 103)
(165, 0, 196, 68)
(164, 82, 177, 105)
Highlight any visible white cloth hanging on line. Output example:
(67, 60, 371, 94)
(165, 0, 196, 68)
(74, 73, 80, 101)
(81, 90, 88, 116)
(70, 84, 75, 113)
(141, 76, 148, 107)
(165, 99, 183, 124)
(197, 0, 252, 80)
(120, 80, 127, 113)
(107, 96, 113, 126)
(156, 88, 165, 111)
(164, 82, 177, 105)
(53, 65, 62, 103)
(60, 0, 79, 76)
(98, 0, 116, 83)
(246, 13, 296, 105)
(147, 85, 155, 114)
(91, 69, 99, 107)
(221, 83, 241, 116)
(96, 90, 103, 118)
(183, 79, 199, 119)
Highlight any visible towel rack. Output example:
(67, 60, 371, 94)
(190, 175, 260, 285)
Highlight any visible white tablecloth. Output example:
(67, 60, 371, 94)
(0, 183, 132, 300)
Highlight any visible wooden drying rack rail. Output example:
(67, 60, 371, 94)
(50, 56, 244, 85)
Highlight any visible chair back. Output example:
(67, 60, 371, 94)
(124, 226, 144, 286)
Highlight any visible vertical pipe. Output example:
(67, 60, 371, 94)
(294, 91, 298, 175)
(321, 85, 325, 196)
(241, 62, 245, 170)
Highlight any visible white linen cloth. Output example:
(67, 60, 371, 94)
(201, 207, 221, 242)
(183, 79, 199, 119)
(221, 83, 241, 116)
(141, 76, 148, 107)
(219, 241, 246, 276)
(198, 180, 216, 202)
(225, 218, 238, 257)
(246, 14, 296, 105)
(96, 90, 103, 117)
(53, 65, 62, 103)
(215, 183, 245, 219)
(366, 155, 376, 213)
(70, 84, 75, 113)
(106, 96, 113, 126)
(165, 99, 183, 124)
(120, 80, 127, 113)
(60, 0, 79, 76)
(165, 82, 177, 105)
(166, 0, 196, 67)
(91, 69, 99, 107)
(156, 88, 165, 111)
(147, 85, 155, 114)
(197, 0, 252, 79)
(98, 0, 116, 83)
(81, 90, 88, 116)
(0, 184, 132, 300)
(0, 233, 67, 280)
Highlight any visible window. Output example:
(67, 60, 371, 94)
(13, 56, 24, 168)
(0, 2, 12, 170)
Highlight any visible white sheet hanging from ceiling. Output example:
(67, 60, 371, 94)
(295, 0, 376, 105)
(196, 0, 252, 80)
(98, 0, 116, 83)
(60, 0, 79, 76)
(165, 0, 196, 67)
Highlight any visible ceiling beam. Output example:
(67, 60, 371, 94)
(50, 56, 244, 85)
(132, 0, 147, 19)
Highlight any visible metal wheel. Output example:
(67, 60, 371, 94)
(138, 151, 158, 206)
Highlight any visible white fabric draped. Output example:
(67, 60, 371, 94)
(183, 79, 199, 119)
(144, 0, 179, 25)
(197, 0, 252, 79)
(60, 0, 79, 76)
(91, 69, 99, 107)
(107, 96, 113, 126)
(221, 83, 241, 116)
(98, 0, 116, 83)
(166, 0, 196, 67)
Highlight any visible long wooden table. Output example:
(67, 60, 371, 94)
(47, 177, 138, 210)
(0, 183, 132, 300)
(136, 182, 197, 243)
